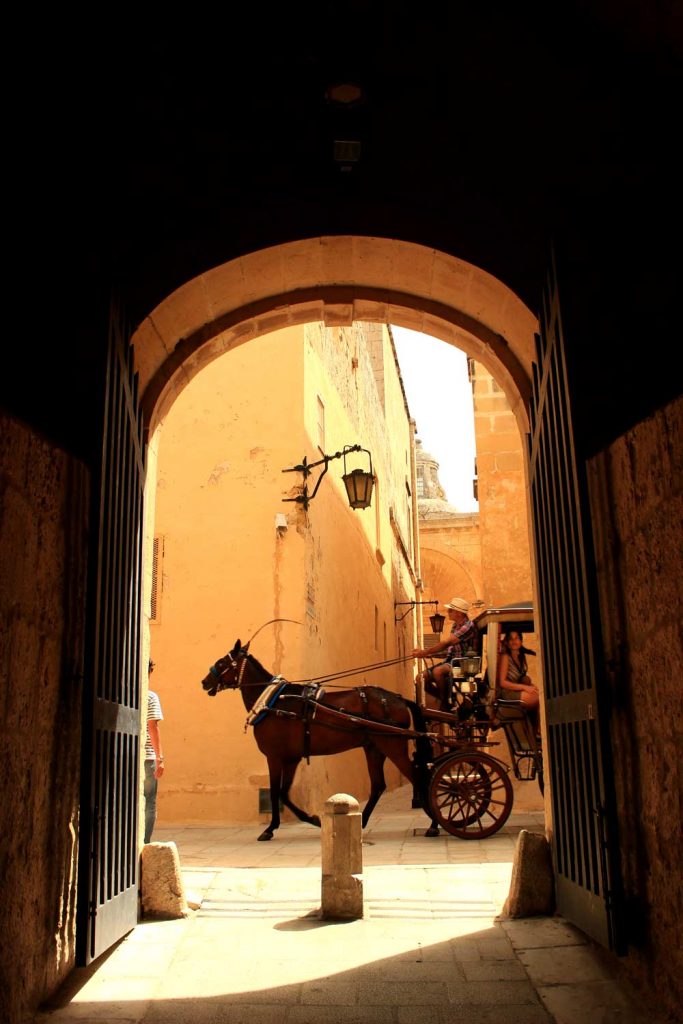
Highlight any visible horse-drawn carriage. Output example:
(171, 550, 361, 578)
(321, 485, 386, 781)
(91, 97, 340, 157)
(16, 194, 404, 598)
(201, 603, 543, 842)
(414, 601, 543, 837)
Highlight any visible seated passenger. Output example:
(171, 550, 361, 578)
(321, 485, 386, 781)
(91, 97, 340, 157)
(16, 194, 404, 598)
(412, 597, 480, 711)
(496, 630, 540, 735)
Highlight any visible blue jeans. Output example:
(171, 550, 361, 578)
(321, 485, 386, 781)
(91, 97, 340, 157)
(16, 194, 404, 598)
(144, 759, 158, 843)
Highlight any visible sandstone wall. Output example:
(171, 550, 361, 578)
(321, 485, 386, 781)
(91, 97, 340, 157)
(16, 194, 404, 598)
(0, 412, 88, 1023)
(587, 394, 683, 1018)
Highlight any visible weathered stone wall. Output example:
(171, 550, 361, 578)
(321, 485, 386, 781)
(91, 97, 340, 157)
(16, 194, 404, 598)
(472, 363, 533, 606)
(587, 394, 683, 1018)
(0, 412, 88, 1023)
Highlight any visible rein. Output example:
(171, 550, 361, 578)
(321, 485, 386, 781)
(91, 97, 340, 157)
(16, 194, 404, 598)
(287, 653, 417, 687)
(210, 651, 419, 690)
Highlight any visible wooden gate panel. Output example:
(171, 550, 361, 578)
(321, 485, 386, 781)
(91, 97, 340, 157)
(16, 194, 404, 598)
(77, 301, 145, 965)
(529, 254, 625, 952)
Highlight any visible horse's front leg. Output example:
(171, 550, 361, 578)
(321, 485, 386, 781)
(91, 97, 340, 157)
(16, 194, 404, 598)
(280, 759, 321, 828)
(258, 759, 283, 841)
(361, 745, 387, 828)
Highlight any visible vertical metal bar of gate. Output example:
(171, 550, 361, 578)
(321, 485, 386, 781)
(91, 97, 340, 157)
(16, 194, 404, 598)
(528, 253, 625, 953)
(77, 299, 146, 965)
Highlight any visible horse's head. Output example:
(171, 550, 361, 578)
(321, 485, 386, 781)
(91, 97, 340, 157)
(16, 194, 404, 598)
(201, 639, 250, 696)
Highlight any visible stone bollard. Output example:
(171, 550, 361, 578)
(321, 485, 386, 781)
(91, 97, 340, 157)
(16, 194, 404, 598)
(140, 841, 189, 919)
(320, 793, 363, 920)
(501, 829, 555, 918)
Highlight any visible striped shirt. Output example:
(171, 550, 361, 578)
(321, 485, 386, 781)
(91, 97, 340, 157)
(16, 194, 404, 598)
(145, 690, 164, 760)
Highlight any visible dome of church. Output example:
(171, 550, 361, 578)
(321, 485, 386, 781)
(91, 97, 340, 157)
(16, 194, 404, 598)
(415, 438, 460, 518)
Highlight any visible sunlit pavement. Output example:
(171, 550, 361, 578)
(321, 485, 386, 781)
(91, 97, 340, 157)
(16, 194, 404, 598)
(35, 786, 653, 1024)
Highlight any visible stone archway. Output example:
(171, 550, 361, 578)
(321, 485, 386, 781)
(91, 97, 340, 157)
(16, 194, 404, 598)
(133, 234, 543, 836)
(131, 237, 538, 433)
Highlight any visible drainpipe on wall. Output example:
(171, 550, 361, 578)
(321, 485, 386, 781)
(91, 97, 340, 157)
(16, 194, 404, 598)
(408, 417, 423, 648)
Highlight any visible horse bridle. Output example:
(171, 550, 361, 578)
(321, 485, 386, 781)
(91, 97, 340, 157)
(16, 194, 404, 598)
(207, 645, 255, 695)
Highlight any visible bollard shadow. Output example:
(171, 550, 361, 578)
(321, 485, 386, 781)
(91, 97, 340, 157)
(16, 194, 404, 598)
(33, 915, 657, 1024)
(274, 913, 359, 931)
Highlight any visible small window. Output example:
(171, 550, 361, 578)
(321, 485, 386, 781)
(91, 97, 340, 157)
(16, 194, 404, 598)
(374, 605, 379, 651)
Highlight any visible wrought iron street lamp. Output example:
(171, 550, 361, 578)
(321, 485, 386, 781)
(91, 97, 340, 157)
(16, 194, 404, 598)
(394, 600, 445, 634)
(282, 444, 374, 512)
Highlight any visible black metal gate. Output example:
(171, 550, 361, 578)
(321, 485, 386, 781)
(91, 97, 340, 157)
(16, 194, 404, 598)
(528, 253, 625, 952)
(77, 299, 146, 965)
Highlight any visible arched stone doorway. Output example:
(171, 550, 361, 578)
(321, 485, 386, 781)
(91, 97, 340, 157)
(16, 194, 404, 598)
(131, 237, 537, 437)
(80, 235, 623, 966)
(134, 237, 541, 846)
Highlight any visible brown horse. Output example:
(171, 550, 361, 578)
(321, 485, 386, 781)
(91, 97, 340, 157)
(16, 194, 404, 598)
(201, 639, 435, 841)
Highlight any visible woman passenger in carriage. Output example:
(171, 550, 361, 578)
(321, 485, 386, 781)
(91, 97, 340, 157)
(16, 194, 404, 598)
(496, 630, 540, 734)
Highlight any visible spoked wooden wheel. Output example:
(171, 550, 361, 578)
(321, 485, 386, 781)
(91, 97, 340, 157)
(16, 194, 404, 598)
(428, 752, 514, 839)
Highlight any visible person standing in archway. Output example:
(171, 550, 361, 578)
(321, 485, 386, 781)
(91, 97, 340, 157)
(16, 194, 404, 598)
(412, 597, 479, 711)
(144, 660, 165, 843)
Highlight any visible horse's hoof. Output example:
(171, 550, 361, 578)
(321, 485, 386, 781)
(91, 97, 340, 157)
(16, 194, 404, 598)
(257, 831, 273, 841)
(425, 827, 440, 837)
(309, 815, 321, 828)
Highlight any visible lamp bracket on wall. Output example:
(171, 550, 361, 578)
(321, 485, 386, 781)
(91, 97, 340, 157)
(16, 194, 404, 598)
(282, 444, 374, 512)
(394, 600, 445, 633)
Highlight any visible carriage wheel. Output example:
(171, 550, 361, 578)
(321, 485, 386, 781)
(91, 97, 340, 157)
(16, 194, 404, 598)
(428, 752, 514, 839)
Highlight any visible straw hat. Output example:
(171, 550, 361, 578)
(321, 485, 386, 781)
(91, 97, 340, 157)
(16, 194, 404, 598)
(444, 597, 470, 614)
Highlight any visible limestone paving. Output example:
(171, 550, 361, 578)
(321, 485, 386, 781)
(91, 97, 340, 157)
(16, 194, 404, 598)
(33, 785, 658, 1024)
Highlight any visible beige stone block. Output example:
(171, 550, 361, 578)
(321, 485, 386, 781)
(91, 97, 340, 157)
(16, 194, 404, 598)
(432, 251, 474, 306)
(252, 309, 295, 336)
(221, 320, 258, 351)
(323, 303, 355, 327)
(476, 395, 513, 413)
(133, 317, 172, 393)
(501, 830, 554, 918)
(482, 431, 523, 454)
(353, 236, 404, 289)
(421, 312, 458, 344)
(318, 235, 357, 284)
(393, 244, 435, 298)
(388, 304, 426, 333)
(240, 245, 286, 302)
(148, 275, 213, 351)
(495, 452, 524, 472)
(292, 299, 327, 325)
(140, 841, 189, 919)
(200, 259, 250, 321)
(281, 237, 325, 291)
(352, 297, 388, 322)
(321, 793, 363, 920)
(467, 267, 510, 324)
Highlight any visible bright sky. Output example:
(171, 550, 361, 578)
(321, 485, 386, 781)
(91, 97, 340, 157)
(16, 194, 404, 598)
(391, 326, 478, 513)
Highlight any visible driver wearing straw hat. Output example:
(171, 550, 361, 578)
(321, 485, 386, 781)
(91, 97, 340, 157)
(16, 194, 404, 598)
(412, 597, 480, 711)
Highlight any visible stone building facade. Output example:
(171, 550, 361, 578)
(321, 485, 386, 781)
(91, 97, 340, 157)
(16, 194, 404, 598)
(415, 358, 534, 636)
(148, 322, 420, 826)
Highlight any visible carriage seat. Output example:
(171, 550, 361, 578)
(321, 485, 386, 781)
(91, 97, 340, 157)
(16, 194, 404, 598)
(494, 698, 538, 754)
